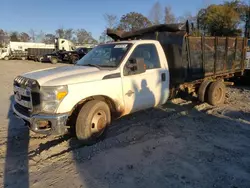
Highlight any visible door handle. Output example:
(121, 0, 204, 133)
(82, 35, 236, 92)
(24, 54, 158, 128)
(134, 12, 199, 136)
(161, 73, 166, 81)
(126, 90, 134, 96)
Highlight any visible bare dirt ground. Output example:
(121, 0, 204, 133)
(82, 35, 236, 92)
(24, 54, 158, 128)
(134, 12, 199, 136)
(0, 60, 250, 188)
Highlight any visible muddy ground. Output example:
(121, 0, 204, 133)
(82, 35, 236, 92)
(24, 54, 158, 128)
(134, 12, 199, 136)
(0, 60, 250, 188)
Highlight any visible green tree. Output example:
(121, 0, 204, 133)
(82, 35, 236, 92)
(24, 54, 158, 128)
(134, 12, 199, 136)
(197, 3, 242, 36)
(118, 12, 152, 32)
(224, 0, 249, 37)
(76, 29, 97, 44)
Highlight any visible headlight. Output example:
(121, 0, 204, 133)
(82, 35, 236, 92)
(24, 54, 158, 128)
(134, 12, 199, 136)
(40, 85, 68, 113)
(47, 55, 51, 58)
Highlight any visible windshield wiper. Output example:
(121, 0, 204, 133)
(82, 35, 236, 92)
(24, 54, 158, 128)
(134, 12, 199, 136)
(82, 64, 101, 69)
(100, 65, 117, 68)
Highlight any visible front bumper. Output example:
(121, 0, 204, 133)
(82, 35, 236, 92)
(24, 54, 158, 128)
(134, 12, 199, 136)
(12, 103, 68, 135)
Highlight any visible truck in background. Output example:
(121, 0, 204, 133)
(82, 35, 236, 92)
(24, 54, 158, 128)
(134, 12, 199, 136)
(12, 22, 247, 144)
(45, 47, 93, 64)
(0, 41, 54, 60)
(0, 38, 78, 61)
(42, 42, 95, 64)
(27, 38, 77, 62)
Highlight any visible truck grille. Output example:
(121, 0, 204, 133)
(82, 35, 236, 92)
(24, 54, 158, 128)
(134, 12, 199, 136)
(14, 103, 30, 117)
(13, 76, 40, 113)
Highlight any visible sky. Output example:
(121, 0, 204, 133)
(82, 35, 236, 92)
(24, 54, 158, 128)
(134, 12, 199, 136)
(1, 0, 226, 40)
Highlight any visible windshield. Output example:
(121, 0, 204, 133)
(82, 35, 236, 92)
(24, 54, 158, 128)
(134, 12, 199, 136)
(76, 43, 132, 67)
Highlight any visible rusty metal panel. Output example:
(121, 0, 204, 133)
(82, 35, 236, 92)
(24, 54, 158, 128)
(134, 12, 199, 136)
(227, 38, 236, 72)
(204, 37, 215, 74)
(187, 37, 204, 79)
(216, 38, 226, 73)
(235, 38, 243, 70)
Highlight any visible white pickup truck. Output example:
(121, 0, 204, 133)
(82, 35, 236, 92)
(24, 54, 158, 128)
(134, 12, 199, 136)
(12, 24, 246, 144)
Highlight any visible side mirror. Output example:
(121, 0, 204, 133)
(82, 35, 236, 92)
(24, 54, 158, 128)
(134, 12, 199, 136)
(128, 58, 146, 74)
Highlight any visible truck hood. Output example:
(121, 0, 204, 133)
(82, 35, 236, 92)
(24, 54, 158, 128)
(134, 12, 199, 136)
(22, 65, 118, 86)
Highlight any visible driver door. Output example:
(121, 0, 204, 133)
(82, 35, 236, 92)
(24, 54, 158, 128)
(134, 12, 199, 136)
(121, 44, 168, 114)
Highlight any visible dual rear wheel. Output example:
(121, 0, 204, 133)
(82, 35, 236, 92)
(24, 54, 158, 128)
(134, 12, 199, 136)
(198, 80, 226, 106)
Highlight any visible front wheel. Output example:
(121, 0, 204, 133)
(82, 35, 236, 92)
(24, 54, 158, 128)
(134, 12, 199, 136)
(75, 100, 111, 145)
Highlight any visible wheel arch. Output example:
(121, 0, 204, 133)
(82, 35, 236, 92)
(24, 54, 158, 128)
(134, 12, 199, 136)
(68, 95, 123, 120)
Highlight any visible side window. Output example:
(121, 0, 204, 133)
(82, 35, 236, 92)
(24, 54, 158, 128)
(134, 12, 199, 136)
(124, 44, 160, 76)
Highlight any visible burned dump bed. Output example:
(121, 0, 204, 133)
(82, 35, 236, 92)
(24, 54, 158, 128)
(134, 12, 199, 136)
(27, 48, 55, 60)
(107, 22, 247, 87)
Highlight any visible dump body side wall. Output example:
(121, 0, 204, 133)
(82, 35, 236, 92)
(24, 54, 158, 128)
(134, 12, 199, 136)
(186, 36, 247, 81)
(27, 48, 55, 59)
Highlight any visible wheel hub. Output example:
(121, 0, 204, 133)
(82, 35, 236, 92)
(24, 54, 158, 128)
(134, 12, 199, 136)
(91, 110, 107, 135)
(214, 87, 222, 101)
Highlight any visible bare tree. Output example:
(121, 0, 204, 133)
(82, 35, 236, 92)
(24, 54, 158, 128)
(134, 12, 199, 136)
(42, 34, 56, 44)
(177, 11, 196, 24)
(55, 27, 74, 40)
(149, 1, 163, 25)
(55, 27, 64, 38)
(100, 14, 118, 43)
(164, 6, 176, 24)
(0, 29, 9, 47)
(35, 30, 45, 42)
(29, 29, 36, 42)
(104, 14, 118, 29)
(19, 32, 30, 42)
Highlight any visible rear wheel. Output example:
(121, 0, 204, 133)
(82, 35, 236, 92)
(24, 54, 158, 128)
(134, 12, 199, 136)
(50, 57, 58, 64)
(70, 56, 79, 64)
(207, 80, 226, 106)
(75, 100, 111, 145)
(38, 56, 43, 62)
(4, 56, 9, 60)
(198, 80, 212, 102)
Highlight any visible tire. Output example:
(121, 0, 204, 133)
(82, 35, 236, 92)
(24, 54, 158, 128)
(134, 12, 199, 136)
(207, 80, 226, 106)
(75, 100, 111, 145)
(39, 56, 43, 62)
(21, 57, 26, 60)
(198, 80, 212, 102)
(70, 56, 79, 64)
(4, 56, 9, 60)
(50, 57, 58, 64)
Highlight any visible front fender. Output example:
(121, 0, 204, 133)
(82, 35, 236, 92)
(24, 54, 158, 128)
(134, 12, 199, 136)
(56, 78, 124, 114)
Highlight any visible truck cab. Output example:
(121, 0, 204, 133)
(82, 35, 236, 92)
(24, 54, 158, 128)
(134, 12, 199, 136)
(0, 47, 9, 60)
(55, 38, 76, 51)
